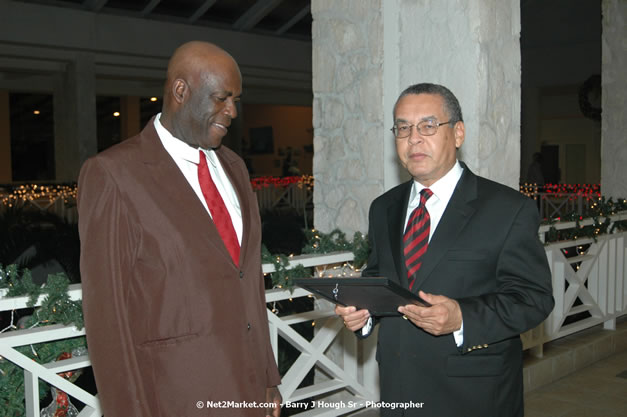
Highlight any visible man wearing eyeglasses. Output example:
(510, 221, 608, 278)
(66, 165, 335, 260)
(336, 83, 554, 416)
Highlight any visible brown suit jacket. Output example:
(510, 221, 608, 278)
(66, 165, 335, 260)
(78, 118, 280, 417)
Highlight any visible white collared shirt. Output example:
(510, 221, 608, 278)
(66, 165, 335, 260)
(154, 113, 243, 245)
(403, 161, 464, 240)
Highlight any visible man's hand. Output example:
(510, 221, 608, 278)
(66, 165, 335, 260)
(335, 305, 370, 332)
(266, 386, 281, 417)
(398, 291, 462, 336)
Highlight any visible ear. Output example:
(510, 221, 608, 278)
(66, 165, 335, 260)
(454, 121, 465, 149)
(172, 79, 188, 104)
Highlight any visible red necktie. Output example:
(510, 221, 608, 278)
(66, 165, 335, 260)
(197, 150, 240, 266)
(403, 188, 433, 290)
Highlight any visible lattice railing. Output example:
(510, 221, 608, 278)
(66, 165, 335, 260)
(255, 183, 313, 213)
(544, 231, 626, 338)
(521, 212, 627, 355)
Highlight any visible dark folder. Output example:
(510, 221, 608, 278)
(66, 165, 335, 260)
(293, 277, 430, 316)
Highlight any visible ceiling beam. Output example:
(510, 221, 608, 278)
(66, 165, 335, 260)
(233, 0, 284, 31)
(141, 0, 162, 17)
(189, 0, 218, 23)
(275, 4, 309, 35)
(83, 0, 109, 12)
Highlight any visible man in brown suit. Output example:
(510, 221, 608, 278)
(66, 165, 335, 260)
(78, 41, 281, 416)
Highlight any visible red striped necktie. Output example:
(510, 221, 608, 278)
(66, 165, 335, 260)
(403, 188, 433, 290)
(197, 150, 240, 266)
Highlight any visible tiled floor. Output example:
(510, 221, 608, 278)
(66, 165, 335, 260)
(524, 349, 627, 417)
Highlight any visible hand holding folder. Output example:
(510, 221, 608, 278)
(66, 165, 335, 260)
(293, 277, 431, 316)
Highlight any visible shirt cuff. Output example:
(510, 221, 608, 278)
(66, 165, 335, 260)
(361, 317, 373, 336)
(453, 321, 464, 347)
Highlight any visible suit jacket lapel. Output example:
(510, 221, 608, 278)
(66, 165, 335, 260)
(410, 165, 478, 291)
(388, 181, 412, 287)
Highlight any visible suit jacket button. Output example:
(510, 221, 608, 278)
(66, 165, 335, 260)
(239, 271, 244, 279)
(247, 323, 251, 330)
(483, 344, 488, 348)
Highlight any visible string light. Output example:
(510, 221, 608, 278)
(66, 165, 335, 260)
(251, 175, 314, 191)
(1, 184, 77, 208)
(519, 183, 601, 198)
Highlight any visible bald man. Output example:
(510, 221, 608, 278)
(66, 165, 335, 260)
(78, 41, 281, 417)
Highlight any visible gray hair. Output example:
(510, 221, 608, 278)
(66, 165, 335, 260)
(394, 83, 464, 123)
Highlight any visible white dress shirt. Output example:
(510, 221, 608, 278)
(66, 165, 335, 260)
(404, 161, 464, 241)
(153, 113, 243, 245)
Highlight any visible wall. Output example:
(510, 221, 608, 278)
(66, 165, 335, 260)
(242, 104, 313, 177)
(520, 0, 602, 182)
(534, 86, 601, 185)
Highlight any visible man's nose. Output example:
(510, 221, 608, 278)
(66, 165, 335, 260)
(224, 98, 238, 119)
(407, 126, 423, 145)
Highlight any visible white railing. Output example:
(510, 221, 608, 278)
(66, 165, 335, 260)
(535, 193, 597, 219)
(521, 211, 627, 355)
(263, 253, 378, 416)
(255, 183, 313, 214)
(0, 284, 100, 416)
(519, 184, 600, 219)
(0, 252, 376, 417)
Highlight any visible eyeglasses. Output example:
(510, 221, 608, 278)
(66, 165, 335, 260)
(391, 120, 453, 139)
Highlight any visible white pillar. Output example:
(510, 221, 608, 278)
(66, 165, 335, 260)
(312, 0, 387, 235)
(601, 0, 627, 199)
(312, 0, 522, 235)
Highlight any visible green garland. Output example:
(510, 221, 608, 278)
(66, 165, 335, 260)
(0, 265, 86, 416)
(261, 228, 368, 290)
(542, 197, 627, 243)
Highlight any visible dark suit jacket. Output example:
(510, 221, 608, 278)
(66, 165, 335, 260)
(362, 163, 554, 417)
(78, 119, 280, 417)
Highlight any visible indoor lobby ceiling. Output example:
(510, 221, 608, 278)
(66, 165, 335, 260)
(12, 0, 313, 41)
